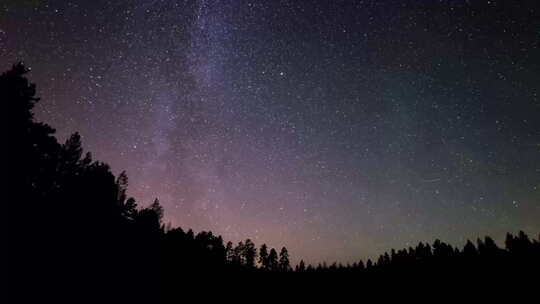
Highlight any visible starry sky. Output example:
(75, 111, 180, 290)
(2, 0, 539, 264)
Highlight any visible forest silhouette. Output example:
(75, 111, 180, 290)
(6, 63, 540, 301)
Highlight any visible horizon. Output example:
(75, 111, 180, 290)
(3, 0, 539, 265)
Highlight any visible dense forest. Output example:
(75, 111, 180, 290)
(6, 63, 540, 301)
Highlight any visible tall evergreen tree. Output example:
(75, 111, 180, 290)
(268, 248, 278, 271)
(279, 247, 291, 272)
(233, 241, 245, 265)
(243, 239, 257, 268)
(259, 244, 269, 269)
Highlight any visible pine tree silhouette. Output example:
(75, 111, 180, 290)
(279, 247, 291, 272)
(6, 62, 540, 300)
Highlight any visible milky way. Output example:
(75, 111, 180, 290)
(2, 0, 539, 264)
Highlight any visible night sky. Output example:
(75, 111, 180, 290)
(3, 0, 539, 264)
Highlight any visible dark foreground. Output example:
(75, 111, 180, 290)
(6, 63, 539, 302)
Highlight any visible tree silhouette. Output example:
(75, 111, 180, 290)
(259, 243, 269, 270)
(243, 239, 257, 268)
(366, 259, 373, 269)
(5, 62, 164, 302)
(268, 248, 279, 271)
(233, 241, 245, 265)
(5, 62, 540, 300)
(296, 260, 306, 272)
(279, 247, 291, 272)
(358, 260, 365, 271)
(463, 240, 478, 259)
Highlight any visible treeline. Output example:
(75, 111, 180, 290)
(293, 232, 540, 274)
(5, 62, 286, 302)
(6, 63, 539, 301)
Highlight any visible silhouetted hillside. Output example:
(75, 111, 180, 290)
(6, 63, 539, 301)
